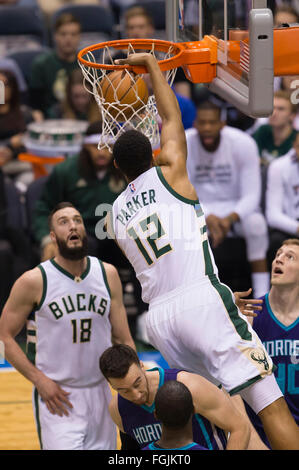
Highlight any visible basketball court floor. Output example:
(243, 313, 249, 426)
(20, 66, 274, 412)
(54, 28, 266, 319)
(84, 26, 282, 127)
(0, 351, 168, 450)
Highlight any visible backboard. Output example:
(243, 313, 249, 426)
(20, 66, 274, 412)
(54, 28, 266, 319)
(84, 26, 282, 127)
(166, 0, 274, 117)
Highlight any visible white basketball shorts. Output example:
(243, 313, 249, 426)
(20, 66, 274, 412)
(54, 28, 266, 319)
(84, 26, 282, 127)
(146, 276, 275, 396)
(32, 380, 117, 450)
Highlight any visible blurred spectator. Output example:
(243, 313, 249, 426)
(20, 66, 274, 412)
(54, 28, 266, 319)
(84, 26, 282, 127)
(275, 76, 299, 130)
(32, 120, 145, 337)
(0, 58, 27, 97)
(0, 69, 41, 189)
(0, 168, 33, 312)
(274, 4, 299, 26)
(36, 0, 106, 24)
(48, 68, 100, 122)
(253, 90, 298, 165)
(116, 5, 195, 125)
(29, 13, 81, 116)
(121, 5, 155, 39)
(193, 86, 257, 133)
(255, 75, 299, 132)
(186, 101, 270, 297)
(0, 168, 14, 312)
(32, 121, 125, 261)
(265, 132, 299, 263)
(175, 92, 196, 130)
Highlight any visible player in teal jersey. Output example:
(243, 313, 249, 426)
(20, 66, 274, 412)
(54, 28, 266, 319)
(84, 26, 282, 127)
(141, 380, 207, 451)
(246, 239, 299, 446)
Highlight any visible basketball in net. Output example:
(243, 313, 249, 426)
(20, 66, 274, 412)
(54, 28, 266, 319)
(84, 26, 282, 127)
(99, 70, 149, 120)
(78, 38, 181, 149)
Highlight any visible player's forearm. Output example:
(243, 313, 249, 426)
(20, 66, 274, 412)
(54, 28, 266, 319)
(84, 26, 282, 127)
(1, 335, 44, 386)
(225, 423, 250, 450)
(246, 425, 270, 450)
(145, 56, 181, 122)
(111, 329, 136, 352)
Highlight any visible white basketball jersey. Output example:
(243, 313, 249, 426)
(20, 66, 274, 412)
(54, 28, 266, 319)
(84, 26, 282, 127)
(111, 166, 218, 304)
(27, 256, 112, 387)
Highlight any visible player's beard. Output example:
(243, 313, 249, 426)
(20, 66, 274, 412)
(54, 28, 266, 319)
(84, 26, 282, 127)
(200, 133, 221, 152)
(56, 234, 89, 260)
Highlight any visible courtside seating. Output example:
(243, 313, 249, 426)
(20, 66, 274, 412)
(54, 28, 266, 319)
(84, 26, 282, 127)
(6, 47, 50, 85)
(25, 175, 48, 241)
(4, 178, 26, 230)
(3, 178, 33, 293)
(0, 6, 48, 55)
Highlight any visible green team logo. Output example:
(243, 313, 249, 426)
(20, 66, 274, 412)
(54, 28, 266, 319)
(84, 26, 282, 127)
(250, 350, 270, 371)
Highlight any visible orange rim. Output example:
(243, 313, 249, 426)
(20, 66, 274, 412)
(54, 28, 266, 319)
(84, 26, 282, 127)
(77, 38, 185, 73)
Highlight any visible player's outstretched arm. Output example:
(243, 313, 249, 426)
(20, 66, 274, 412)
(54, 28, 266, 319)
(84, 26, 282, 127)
(104, 263, 136, 351)
(178, 371, 250, 450)
(108, 394, 125, 433)
(114, 53, 187, 172)
(0, 269, 73, 416)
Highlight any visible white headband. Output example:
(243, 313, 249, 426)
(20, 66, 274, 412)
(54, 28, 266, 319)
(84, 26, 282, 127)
(83, 134, 115, 145)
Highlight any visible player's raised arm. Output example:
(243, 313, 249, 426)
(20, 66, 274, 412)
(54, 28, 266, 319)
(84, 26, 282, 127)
(114, 53, 187, 171)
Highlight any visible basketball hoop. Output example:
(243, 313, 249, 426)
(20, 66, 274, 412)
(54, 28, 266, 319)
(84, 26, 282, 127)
(77, 39, 184, 151)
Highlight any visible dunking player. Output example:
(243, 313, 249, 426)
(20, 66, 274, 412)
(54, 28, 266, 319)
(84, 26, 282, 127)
(109, 52, 299, 449)
(100, 344, 250, 450)
(0, 202, 135, 450)
(246, 239, 299, 447)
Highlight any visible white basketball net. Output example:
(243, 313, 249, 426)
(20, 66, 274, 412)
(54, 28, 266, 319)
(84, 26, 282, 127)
(78, 43, 177, 151)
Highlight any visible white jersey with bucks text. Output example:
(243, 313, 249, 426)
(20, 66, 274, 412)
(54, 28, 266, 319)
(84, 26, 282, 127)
(27, 256, 112, 387)
(111, 166, 218, 304)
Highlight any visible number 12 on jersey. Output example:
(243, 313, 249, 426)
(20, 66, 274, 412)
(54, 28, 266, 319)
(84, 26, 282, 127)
(127, 213, 172, 265)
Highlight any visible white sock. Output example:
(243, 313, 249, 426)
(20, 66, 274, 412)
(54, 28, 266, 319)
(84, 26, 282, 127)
(252, 272, 270, 298)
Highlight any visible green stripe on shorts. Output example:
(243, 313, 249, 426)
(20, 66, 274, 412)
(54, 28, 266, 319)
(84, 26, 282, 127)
(34, 388, 43, 449)
(209, 276, 252, 341)
(26, 342, 36, 365)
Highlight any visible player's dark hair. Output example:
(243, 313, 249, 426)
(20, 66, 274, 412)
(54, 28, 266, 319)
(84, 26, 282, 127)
(196, 100, 222, 119)
(155, 381, 194, 429)
(113, 130, 153, 180)
(124, 5, 154, 28)
(100, 344, 140, 379)
(274, 4, 299, 24)
(48, 202, 77, 230)
(54, 13, 81, 32)
(274, 89, 298, 114)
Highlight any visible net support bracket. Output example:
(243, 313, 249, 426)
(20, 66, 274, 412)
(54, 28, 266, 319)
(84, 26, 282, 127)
(209, 8, 274, 117)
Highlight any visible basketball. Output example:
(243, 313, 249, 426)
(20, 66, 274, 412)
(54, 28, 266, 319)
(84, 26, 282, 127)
(99, 70, 149, 120)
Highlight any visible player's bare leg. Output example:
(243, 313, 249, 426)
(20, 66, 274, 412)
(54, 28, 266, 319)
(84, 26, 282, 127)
(258, 397, 299, 450)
